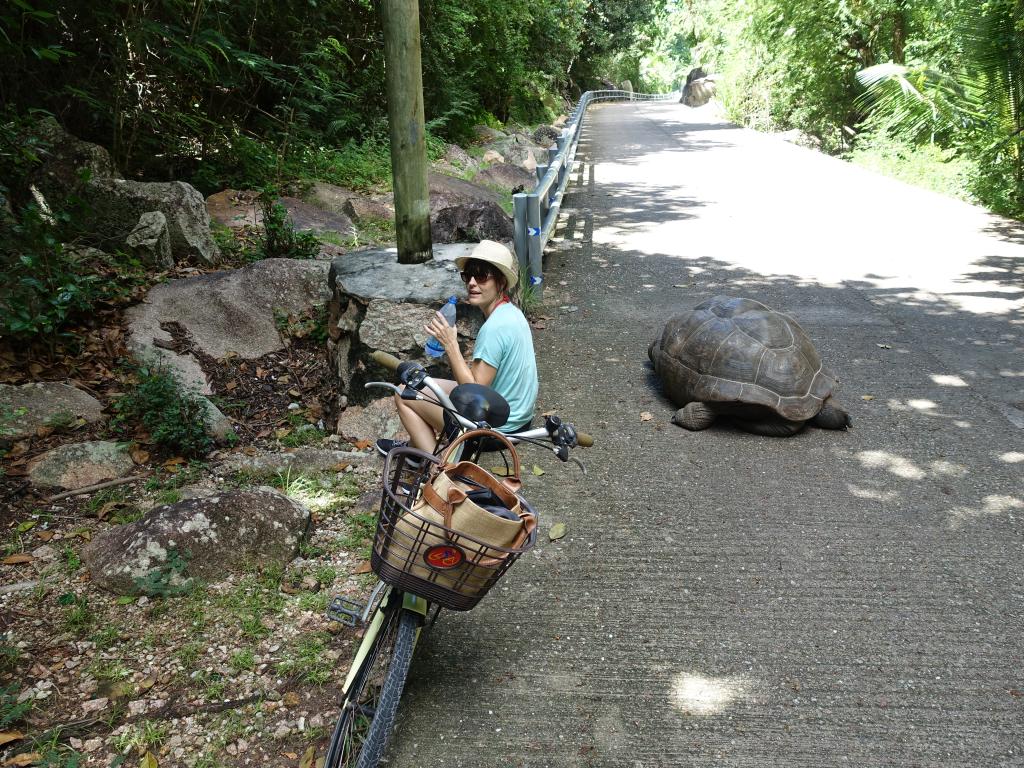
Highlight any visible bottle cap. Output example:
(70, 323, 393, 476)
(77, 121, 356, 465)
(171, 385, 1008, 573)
(448, 296, 457, 303)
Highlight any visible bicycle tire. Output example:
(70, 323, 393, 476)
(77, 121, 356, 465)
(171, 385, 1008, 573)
(324, 607, 419, 768)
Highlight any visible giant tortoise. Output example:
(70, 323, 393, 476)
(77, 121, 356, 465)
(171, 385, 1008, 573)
(648, 295, 851, 436)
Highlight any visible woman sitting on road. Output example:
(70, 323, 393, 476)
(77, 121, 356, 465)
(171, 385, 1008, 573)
(376, 240, 539, 454)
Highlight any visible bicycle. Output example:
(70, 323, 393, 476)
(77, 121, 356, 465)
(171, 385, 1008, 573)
(322, 351, 592, 767)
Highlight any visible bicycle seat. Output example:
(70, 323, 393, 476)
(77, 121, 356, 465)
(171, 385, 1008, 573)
(450, 383, 509, 428)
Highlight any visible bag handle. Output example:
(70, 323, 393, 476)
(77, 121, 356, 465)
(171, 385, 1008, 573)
(421, 481, 537, 565)
(422, 462, 521, 524)
(439, 428, 522, 488)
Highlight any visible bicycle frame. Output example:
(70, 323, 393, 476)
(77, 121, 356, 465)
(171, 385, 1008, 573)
(340, 589, 428, 694)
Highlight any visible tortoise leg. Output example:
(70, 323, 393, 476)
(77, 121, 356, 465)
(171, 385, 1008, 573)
(735, 417, 805, 437)
(812, 399, 852, 430)
(672, 403, 717, 430)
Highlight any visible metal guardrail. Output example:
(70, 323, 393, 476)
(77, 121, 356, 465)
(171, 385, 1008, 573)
(512, 89, 677, 294)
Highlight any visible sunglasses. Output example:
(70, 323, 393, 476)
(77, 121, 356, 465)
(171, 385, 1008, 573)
(459, 264, 497, 284)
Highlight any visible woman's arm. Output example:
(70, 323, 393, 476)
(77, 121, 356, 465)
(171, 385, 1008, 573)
(425, 311, 498, 386)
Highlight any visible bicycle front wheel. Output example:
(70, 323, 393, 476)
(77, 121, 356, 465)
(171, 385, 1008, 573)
(324, 606, 419, 768)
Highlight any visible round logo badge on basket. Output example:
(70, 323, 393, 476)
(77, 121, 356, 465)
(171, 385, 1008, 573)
(424, 544, 465, 570)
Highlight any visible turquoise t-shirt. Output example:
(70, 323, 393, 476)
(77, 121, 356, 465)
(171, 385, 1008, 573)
(472, 303, 538, 432)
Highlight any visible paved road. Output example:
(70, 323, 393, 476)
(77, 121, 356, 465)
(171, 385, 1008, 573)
(389, 102, 1024, 766)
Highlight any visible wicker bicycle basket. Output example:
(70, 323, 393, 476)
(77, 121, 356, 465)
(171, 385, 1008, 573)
(370, 446, 537, 611)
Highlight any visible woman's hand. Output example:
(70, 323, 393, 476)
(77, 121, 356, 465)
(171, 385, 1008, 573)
(425, 311, 459, 351)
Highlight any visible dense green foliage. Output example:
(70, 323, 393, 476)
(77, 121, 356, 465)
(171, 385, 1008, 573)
(0, 0, 663, 346)
(0, 0, 663, 188)
(664, 0, 1024, 217)
(112, 366, 215, 458)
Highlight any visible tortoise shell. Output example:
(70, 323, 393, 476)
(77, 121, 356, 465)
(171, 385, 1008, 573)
(649, 296, 839, 422)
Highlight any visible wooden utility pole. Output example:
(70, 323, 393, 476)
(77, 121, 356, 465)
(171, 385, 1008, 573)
(381, 0, 433, 264)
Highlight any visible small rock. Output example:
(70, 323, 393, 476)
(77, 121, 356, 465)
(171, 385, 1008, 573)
(82, 696, 109, 713)
(31, 544, 58, 561)
(69, 737, 83, 749)
(84, 738, 103, 753)
(128, 699, 148, 716)
(28, 440, 134, 490)
(272, 723, 292, 739)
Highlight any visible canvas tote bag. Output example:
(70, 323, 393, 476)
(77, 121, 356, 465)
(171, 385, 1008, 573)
(383, 430, 537, 594)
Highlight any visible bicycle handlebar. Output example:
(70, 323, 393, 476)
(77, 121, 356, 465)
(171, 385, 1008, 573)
(372, 351, 401, 370)
(365, 349, 595, 460)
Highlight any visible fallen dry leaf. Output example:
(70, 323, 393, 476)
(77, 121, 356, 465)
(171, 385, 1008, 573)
(2, 555, 34, 566)
(639, 411, 653, 422)
(283, 691, 301, 706)
(0, 733, 23, 748)
(35, 531, 54, 542)
(299, 745, 315, 768)
(139, 752, 158, 768)
(532, 464, 545, 476)
(3, 753, 42, 767)
(861, 395, 875, 401)
(282, 754, 298, 761)
(352, 439, 373, 451)
(549, 523, 567, 541)
(162, 456, 185, 468)
(225, 380, 238, 391)
(332, 463, 351, 472)
(353, 562, 372, 574)
(130, 446, 150, 464)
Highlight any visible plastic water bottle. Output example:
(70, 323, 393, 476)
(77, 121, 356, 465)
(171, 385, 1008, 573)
(424, 296, 458, 358)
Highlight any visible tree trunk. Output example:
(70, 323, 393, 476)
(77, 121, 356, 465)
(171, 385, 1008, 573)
(381, 0, 433, 265)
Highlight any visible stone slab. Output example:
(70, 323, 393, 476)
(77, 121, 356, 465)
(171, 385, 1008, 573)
(0, 382, 105, 439)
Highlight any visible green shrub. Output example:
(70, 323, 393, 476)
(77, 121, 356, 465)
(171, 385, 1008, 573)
(1, 684, 32, 729)
(0, 204, 97, 343)
(256, 188, 320, 260)
(112, 366, 213, 458)
(847, 131, 975, 202)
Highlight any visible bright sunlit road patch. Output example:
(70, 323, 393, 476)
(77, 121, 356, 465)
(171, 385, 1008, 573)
(999, 452, 1024, 463)
(930, 374, 969, 387)
(671, 673, 747, 716)
(946, 494, 1023, 530)
(857, 450, 926, 480)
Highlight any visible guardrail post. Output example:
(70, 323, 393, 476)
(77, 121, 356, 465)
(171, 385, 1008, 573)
(526, 193, 543, 296)
(535, 164, 548, 184)
(512, 193, 528, 272)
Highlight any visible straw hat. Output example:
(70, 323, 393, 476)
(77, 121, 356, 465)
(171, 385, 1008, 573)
(454, 240, 519, 290)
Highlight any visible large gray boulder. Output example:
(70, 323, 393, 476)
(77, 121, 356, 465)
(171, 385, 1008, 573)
(82, 488, 310, 595)
(0, 382, 105, 439)
(681, 69, 717, 107)
(125, 211, 173, 268)
(303, 182, 394, 224)
(88, 179, 220, 264)
(472, 164, 536, 193)
(428, 172, 502, 213)
(126, 258, 331, 392)
(532, 125, 562, 147)
(206, 189, 261, 230)
(326, 245, 483, 414)
(28, 441, 134, 490)
(431, 201, 514, 244)
(27, 117, 121, 206)
(277, 196, 354, 236)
